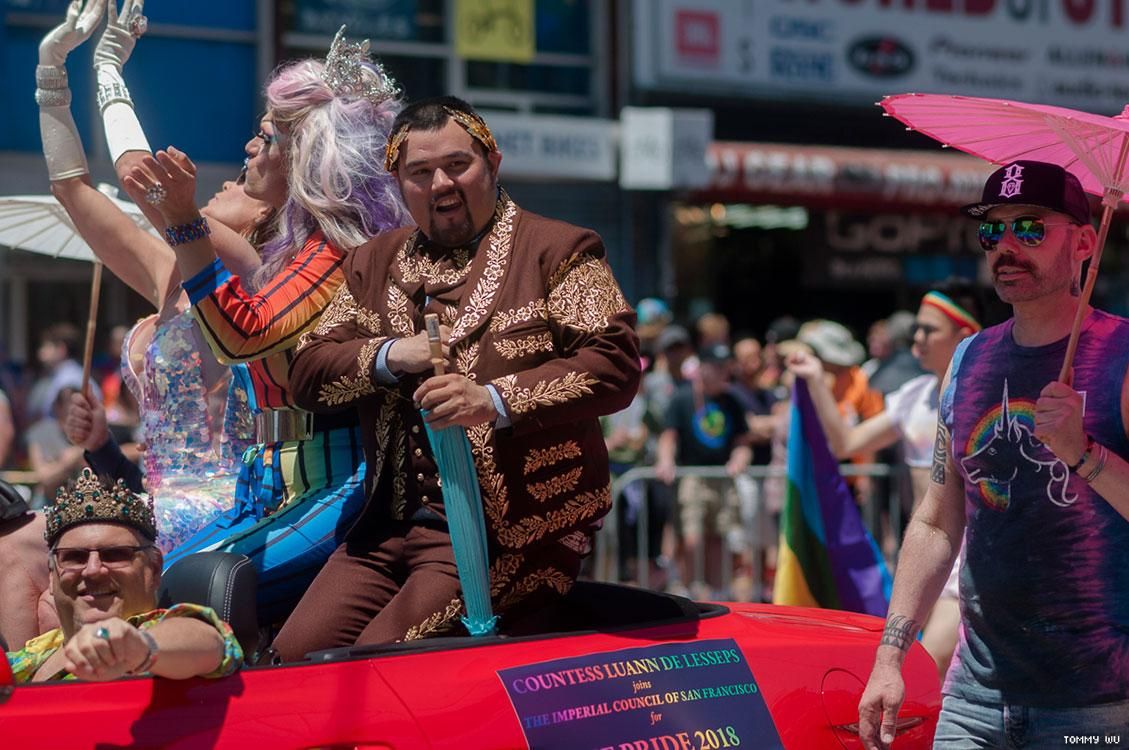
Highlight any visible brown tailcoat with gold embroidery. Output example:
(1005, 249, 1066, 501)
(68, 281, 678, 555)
(289, 196, 640, 627)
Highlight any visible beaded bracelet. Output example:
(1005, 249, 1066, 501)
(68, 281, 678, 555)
(164, 217, 211, 247)
(35, 65, 68, 89)
(1067, 435, 1095, 473)
(35, 88, 72, 107)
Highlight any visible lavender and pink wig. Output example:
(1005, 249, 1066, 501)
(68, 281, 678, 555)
(250, 58, 409, 290)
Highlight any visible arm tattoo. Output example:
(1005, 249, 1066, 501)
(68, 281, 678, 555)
(931, 421, 949, 485)
(880, 614, 920, 651)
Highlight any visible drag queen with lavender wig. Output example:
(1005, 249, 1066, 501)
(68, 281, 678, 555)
(126, 27, 410, 623)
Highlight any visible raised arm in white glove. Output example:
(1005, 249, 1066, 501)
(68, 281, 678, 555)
(95, 0, 151, 164)
(37, 0, 107, 180)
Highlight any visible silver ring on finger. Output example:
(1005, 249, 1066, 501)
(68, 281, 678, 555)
(144, 183, 167, 205)
(128, 12, 149, 38)
(96, 626, 111, 640)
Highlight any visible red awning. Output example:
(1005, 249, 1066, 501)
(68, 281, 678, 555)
(695, 142, 996, 211)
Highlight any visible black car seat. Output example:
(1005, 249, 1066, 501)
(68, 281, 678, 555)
(157, 551, 259, 659)
(0, 478, 29, 526)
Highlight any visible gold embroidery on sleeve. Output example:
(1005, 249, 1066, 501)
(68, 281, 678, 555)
(527, 467, 583, 502)
(298, 284, 360, 352)
(387, 283, 414, 338)
(315, 338, 381, 407)
(493, 332, 554, 360)
(523, 441, 582, 475)
(493, 372, 599, 415)
(547, 254, 630, 333)
(356, 306, 383, 336)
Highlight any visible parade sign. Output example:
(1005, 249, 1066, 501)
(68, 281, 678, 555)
(498, 638, 783, 750)
(634, 0, 1129, 114)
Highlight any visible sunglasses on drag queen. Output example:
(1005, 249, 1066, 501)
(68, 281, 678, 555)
(977, 215, 1078, 252)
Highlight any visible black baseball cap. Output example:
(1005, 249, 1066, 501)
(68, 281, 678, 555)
(961, 160, 1091, 225)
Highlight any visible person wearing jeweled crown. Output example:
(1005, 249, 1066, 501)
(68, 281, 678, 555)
(122, 26, 411, 625)
(5, 469, 242, 683)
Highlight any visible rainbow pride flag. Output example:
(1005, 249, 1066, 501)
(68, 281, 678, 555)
(773, 379, 892, 617)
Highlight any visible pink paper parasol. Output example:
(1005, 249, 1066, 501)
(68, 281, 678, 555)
(880, 93, 1129, 382)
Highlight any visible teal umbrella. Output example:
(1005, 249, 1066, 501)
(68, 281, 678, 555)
(422, 314, 497, 636)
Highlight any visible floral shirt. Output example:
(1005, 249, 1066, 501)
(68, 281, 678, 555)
(5, 603, 242, 683)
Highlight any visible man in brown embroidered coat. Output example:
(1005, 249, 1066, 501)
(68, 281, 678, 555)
(273, 97, 640, 658)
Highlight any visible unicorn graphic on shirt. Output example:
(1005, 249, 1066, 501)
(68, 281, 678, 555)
(960, 380, 1076, 510)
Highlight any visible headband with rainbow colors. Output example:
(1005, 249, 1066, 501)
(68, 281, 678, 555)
(921, 291, 981, 332)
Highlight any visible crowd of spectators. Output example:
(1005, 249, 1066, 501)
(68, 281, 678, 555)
(601, 297, 931, 603)
(0, 322, 138, 509)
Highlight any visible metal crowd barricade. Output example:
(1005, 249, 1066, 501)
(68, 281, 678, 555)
(597, 463, 898, 602)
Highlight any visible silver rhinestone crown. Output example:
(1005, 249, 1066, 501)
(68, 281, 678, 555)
(321, 25, 401, 107)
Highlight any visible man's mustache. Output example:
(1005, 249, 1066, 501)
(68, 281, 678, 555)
(430, 188, 465, 209)
(992, 255, 1035, 275)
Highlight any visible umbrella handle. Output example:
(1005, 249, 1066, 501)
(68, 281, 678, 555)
(1059, 202, 1115, 383)
(81, 261, 104, 399)
(424, 313, 445, 377)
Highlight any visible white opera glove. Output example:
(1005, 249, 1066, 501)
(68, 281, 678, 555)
(95, 0, 151, 164)
(36, 0, 105, 181)
(38, 0, 106, 67)
(93, 0, 143, 71)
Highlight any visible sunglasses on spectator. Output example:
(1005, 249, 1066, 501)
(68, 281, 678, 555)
(977, 215, 1076, 252)
(51, 545, 153, 572)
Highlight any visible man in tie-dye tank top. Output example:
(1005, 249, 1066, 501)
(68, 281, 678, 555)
(859, 161, 1129, 749)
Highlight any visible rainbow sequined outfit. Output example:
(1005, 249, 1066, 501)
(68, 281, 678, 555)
(122, 309, 253, 553)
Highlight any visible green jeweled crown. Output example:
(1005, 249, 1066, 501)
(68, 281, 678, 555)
(44, 468, 157, 547)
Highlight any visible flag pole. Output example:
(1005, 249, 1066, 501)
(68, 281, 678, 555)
(80, 261, 103, 398)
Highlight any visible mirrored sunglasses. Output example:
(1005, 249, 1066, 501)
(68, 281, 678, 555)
(52, 545, 153, 572)
(977, 215, 1076, 252)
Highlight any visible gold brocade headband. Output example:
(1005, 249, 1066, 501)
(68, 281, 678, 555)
(44, 468, 157, 547)
(384, 107, 498, 172)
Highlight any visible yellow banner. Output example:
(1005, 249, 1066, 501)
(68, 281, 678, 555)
(455, 0, 535, 64)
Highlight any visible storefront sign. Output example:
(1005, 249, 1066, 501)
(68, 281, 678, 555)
(634, 0, 1129, 113)
(289, 0, 417, 40)
(484, 112, 616, 181)
(499, 639, 782, 750)
(803, 211, 983, 286)
(700, 142, 993, 209)
(455, 0, 535, 63)
(620, 107, 714, 190)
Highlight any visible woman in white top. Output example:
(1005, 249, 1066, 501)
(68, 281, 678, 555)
(788, 282, 983, 678)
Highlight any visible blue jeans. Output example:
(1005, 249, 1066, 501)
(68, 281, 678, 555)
(935, 694, 1129, 748)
